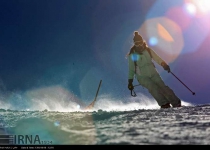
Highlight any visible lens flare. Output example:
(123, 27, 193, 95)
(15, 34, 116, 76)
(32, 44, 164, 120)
(193, 0, 210, 14)
(184, 3, 197, 16)
(149, 37, 158, 46)
(166, 6, 192, 31)
(157, 23, 174, 42)
(77, 105, 81, 109)
(184, 0, 210, 16)
(131, 54, 140, 62)
(139, 17, 184, 63)
(54, 121, 60, 126)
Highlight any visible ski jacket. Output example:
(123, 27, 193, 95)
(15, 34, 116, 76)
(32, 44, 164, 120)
(128, 45, 165, 79)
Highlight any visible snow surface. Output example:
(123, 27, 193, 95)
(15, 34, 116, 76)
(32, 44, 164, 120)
(0, 96, 210, 145)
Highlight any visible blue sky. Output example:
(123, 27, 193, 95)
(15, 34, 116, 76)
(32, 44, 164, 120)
(0, 0, 210, 108)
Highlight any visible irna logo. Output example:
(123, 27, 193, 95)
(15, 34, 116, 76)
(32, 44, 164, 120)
(0, 134, 53, 145)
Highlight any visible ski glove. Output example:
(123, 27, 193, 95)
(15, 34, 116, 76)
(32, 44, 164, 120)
(128, 79, 134, 91)
(161, 62, 170, 73)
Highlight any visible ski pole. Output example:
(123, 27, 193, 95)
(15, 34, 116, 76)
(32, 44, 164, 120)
(170, 71, 195, 95)
(130, 84, 142, 97)
(84, 80, 102, 110)
(130, 89, 137, 97)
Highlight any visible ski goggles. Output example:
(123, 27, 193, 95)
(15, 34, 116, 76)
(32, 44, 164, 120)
(134, 41, 144, 47)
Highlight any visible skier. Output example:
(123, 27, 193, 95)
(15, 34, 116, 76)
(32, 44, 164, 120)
(127, 31, 181, 108)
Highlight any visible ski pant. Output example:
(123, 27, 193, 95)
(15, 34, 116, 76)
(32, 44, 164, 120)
(137, 74, 181, 107)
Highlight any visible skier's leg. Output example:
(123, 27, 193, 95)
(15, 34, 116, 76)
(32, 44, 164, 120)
(137, 76, 170, 107)
(152, 75, 181, 107)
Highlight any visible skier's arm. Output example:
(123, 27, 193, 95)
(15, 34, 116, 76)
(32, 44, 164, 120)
(149, 48, 170, 72)
(128, 55, 135, 80)
(149, 48, 167, 66)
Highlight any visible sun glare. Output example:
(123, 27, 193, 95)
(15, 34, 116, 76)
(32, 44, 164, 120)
(185, 0, 210, 15)
(184, 3, 197, 16)
(195, 0, 210, 13)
